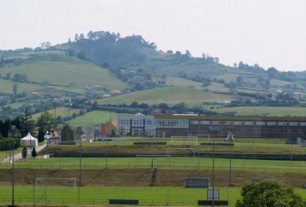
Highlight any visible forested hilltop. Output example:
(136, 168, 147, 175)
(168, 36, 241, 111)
(1, 30, 306, 130)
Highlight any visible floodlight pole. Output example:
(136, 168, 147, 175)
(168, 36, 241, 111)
(78, 129, 82, 205)
(105, 140, 108, 169)
(11, 140, 16, 207)
(212, 136, 215, 207)
(228, 144, 232, 187)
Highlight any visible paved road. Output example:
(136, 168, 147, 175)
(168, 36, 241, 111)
(1, 143, 47, 164)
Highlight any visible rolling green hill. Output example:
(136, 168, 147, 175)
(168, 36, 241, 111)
(1, 30, 306, 127)
(0, 56, 127, 90)
(97, 86, 232, 106)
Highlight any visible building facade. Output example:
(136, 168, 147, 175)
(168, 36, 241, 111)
(153, 114, 306, 139)
(118, 114, 306, 139)
(118, 113, 155, 136)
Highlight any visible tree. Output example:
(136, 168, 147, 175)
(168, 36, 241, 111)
(36, 112, 57, 139)
(31, 147, 37, 158)
(20, 107, 35, 137)
(236, 76, 243, 87)
(5, 73, 11, 80)
(236, 180, 303, 207)
(13, 83, 18, 96)
(22, 147, 27, 159)
(61, 125, 74, 141)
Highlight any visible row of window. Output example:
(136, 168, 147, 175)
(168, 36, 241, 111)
(118, 129, 155, 135)
(119, 118, 306, 129)
(119, 120, 153, 125)
(154, 119, 189, 128)
(189, 120, 306, 126)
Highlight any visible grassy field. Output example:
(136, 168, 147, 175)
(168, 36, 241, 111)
(0, 185, 241, 206)
(3, 157, 306, 171)
(0, 79, 43, 94)
(67, 110, 123, 126)
(0, 185, 306, 207)
(97, 86, 232, 106)
(165, 77, 202, 89)
(0, 58, 127, 90)
(212, 106, 306, 117)
(31, 108, 127, 126)
(1, 138, 306, 206)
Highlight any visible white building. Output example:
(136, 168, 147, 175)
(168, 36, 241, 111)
(118, 113, 155, 136)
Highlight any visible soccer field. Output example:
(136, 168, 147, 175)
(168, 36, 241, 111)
(1, 137, 306, 206)
(1, 185, 306, 207)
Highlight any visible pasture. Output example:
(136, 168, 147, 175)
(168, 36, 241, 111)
(211, 106, 306, 117)
(0, 59, 127, 89)
(97, 86, 232, 106)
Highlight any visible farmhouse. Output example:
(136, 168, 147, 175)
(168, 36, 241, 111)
(118, 114, 306, 139)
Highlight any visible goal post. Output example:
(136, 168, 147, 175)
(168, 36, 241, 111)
(34, 177, 77, 190)
(170, 135, 198, 145)
(188, 134, 211, 142)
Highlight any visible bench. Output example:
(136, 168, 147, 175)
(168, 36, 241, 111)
(201, 142, 234, 146)
(133, 142, 167, 145)
(198, 200, 228, 206)
(109, 199, 139, 205)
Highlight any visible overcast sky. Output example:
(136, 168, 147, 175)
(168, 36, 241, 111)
(1, 0, 305, 71)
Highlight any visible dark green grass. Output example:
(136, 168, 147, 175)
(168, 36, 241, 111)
(0, 185, 240, 206)
(1, 186, 306, 207)
(2, 157, 306, 172)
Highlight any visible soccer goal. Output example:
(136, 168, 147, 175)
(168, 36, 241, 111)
(34, 177, 77, 190)
(170, 135, 198, 145)
(188, 133, 210, 142)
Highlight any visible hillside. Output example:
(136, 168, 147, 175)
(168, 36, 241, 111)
(0, 55, 127, 90)
(1, 30, 306, 127)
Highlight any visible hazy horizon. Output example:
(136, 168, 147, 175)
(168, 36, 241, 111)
(1, 0, 305, 72)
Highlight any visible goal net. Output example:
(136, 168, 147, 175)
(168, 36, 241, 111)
(170, 135, 198, 145)
(34, 177, 77, 190)
(189, 134, 210, 142)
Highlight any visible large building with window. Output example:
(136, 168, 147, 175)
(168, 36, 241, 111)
(154, 114, 306, 139)
(118, 113, 306, 139)
(118, 113, 155, 136)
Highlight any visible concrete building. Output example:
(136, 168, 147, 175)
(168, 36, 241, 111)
(153, 114, 306, 139)
(118, 113, 155, 136)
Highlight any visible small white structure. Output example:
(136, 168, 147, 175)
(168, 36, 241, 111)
(20, 132, 38, 148)
(225, 132, 235, 142)
(297, 138, 306, 147)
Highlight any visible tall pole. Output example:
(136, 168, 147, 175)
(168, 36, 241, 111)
(78, 127, 82, 205)
(11, 140, 16, 207)
(228, 145, 232, 187)
(212, 136, 215, 207)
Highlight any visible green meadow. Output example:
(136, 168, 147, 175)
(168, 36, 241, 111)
(0, 58, 127, 90)
(211, 106, 306, 117)
(97, 86, 232, 106)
